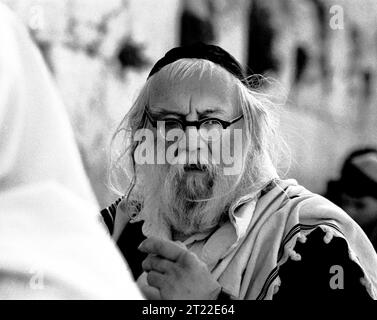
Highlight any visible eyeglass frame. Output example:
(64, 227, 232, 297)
(143, 106, 244, 140)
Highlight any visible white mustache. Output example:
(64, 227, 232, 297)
(173, 148, 212, 166)
(183, 163, 208, 171)
(173, 161, 219, 180)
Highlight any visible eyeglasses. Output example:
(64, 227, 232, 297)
(144, 106, 243, 142)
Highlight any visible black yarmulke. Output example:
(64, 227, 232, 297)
(147, 42, 247, 85)
(340, 148, 377, 199)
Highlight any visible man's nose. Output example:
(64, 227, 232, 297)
(184, 126, 201, 151)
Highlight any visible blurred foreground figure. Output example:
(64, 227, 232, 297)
(325, 148, 377, 251)
(102, 43, 377, 300)
(0, 4, 141, 299)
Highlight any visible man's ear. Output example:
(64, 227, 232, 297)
(113, 198, 131, 242)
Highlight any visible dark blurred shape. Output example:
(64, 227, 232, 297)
(337, 148, 377, 199)
(348, 26, 363, 96)
(117, 37, 150, 70)
(35, 39, 54, 73)
(180, 0, 216, 46)
(309, 0, 331, 90)
(294, 46, 309, 84)
(349, 25, 362, 61)
(63, 0, 150, 73)
(325, 148, 377, 250)
(246, 0, 278, 75)
(362, 69, 372, 101)
(347, 26, 372, 102)
(310, 0, 327, 42)
(28, 29, 54, 73)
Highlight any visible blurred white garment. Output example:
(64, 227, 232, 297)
(0, 3, 142, 299)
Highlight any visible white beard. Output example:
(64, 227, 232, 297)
(138, 163, 239, 237)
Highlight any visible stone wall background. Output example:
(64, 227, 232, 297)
(2, 0, 376, 207)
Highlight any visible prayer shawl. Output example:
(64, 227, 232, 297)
(0, 4, 141, 299)
(102, 179, 377, 300)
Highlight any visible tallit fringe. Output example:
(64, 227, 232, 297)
(274, 225, 376, 300)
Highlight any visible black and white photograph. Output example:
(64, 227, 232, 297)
(1, 0, 377, 306)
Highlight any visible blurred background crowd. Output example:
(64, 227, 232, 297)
(2, 0, 376, 218)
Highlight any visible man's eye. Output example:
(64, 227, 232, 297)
(201, 119, 222, 129)
(164, 120, 182, 130)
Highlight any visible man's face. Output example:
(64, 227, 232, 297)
(340, 193, 377, 230)
(147, 66, 244, 170)
(140, 67, 244, 236)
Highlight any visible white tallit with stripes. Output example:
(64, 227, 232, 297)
(136, 178, 377, 299)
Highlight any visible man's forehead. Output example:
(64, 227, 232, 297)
(148, 68, 238, 114)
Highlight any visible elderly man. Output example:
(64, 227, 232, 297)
(102, 43, 377, 300)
